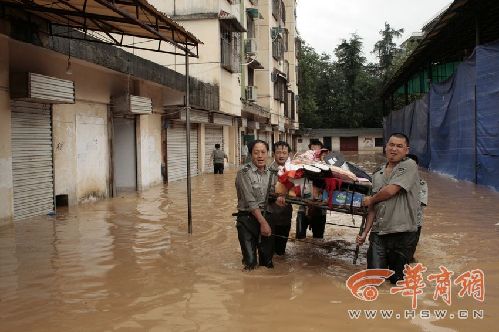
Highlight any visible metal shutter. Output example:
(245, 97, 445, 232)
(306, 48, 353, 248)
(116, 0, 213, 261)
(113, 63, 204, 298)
(11, 101, 54, 220)
(204, 124, 224, 173)
(167, 123, 199, 182)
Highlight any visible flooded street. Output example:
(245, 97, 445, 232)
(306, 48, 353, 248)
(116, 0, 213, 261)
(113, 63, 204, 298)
(1, 154, 498, 332)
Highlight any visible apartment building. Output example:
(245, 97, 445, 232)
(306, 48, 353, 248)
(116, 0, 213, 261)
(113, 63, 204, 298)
(146, 0, 299, 165)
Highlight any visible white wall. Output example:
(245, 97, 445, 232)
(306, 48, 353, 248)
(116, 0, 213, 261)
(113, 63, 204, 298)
(53, 105, 78, 205)
(75, 103, 109, 203)
(137, 114, 163, 190)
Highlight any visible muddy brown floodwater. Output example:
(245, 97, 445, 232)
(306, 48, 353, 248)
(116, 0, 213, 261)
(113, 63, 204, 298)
(1, 154, 498, 332)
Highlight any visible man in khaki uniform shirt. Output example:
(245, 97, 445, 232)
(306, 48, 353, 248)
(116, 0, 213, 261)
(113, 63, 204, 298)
(356, 133, 420, 283)
(268, 141, 293, 255)
(235, 140, 274, 270)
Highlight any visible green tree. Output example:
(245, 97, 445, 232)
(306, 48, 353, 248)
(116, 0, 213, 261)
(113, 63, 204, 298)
(333, 34, 367, 127)
(373, 22, 404, 79)
(297, 41, 329, 128)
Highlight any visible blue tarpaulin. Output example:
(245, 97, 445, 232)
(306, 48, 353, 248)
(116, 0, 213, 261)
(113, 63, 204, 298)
(476, 41, 499, 191)
(429, 54, 476, 182)
(384, 41, 499, 191)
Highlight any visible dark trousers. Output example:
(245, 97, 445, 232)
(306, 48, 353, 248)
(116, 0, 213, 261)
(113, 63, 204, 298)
(273, 224, 291, 255)
(408, 226, 422, 262)
(236, 215, 273, 269)
(214, 163, 224, 174)
(367, 232, 417, 284)
(296, 208, 326, 239)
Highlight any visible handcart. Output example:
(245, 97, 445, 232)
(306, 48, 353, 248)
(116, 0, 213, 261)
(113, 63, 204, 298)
(270, 151, 372, 264)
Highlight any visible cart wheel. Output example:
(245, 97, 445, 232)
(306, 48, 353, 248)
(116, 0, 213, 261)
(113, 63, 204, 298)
(295, 210, 307, 239)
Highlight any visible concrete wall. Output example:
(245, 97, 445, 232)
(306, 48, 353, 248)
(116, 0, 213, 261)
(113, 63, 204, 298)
(0, 35, 13, 224)
(53, 105, 78, 205)
(297, 135, 383, 153)
(53, 102, 110, 205)
(137, 114, 162, 190)
(75, 103, 109, 203)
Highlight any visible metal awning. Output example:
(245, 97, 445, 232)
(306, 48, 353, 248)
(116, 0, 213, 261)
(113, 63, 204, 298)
(219, 10, 246, 33)
(247, 58, 264, 70)
(0, 0, 201, 56)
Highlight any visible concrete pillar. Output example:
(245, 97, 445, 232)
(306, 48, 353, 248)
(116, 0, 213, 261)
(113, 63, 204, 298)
(223, 125, 231, 163)
(227, 124, 236, 165)
(0, 35, 13, 224)
(52, 104, 77, 205)
(199, 123, 205, 172)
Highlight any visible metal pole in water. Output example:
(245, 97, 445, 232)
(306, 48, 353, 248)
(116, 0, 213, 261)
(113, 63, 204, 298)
(185, 51, 193, 233)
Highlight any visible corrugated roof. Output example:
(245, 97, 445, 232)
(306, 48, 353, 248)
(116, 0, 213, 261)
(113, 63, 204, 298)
(383, 0, 499, 97)
(1, 0, 201, 56)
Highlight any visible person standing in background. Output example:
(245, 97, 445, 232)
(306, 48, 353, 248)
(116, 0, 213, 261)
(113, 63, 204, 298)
(212, 143, 228, 174)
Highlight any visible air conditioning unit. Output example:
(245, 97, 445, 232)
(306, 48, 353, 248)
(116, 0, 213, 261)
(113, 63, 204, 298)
(245, 38, 257, 55)
(246, 86, 258, 102)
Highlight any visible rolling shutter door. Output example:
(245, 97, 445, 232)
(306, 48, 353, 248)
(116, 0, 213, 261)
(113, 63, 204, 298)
(11, 101, 54, 220)
(204, 125, 224, 172)
(167, 123, 199, 182)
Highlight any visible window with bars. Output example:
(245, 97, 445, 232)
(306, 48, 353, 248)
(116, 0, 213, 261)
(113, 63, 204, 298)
(221, 29, 241, 73)
(272, 36, 284, 60)
(273, 78, 286, 103)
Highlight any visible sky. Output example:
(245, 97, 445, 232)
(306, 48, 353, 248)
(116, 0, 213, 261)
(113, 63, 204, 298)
(296, 0, 452, 63)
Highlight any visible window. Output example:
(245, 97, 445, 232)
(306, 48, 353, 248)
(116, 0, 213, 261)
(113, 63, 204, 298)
(221, 28, 241, 73)
(248, 67, 255, 86)
(375, 138, 384, 147)
(271, 28, 285, 60)
(283, 29, 289, 52)
(246, 14, 255, 39)
(272, 0, 279, 20)
(273, 77, 286, 103)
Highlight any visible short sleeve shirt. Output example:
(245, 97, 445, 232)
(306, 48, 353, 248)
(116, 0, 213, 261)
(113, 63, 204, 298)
(213, 149, 227, 164)
(235, 162, 270, 212)
(371, 158, 420, 235)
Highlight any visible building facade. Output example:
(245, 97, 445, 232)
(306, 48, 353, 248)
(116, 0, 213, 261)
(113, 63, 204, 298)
(0, 1, 213, 223)
(296, 128, 384, 154)
(146, 0, 300, 166)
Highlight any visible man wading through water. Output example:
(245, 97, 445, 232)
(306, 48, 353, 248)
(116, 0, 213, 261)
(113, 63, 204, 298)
(269, 141, 293, 256)
(235, 140, 283, 270)
(356, 133, 420, 283)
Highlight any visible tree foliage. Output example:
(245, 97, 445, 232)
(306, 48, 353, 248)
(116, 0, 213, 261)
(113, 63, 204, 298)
(298, 23, 405, 129)
(373, 22, 404, 79)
